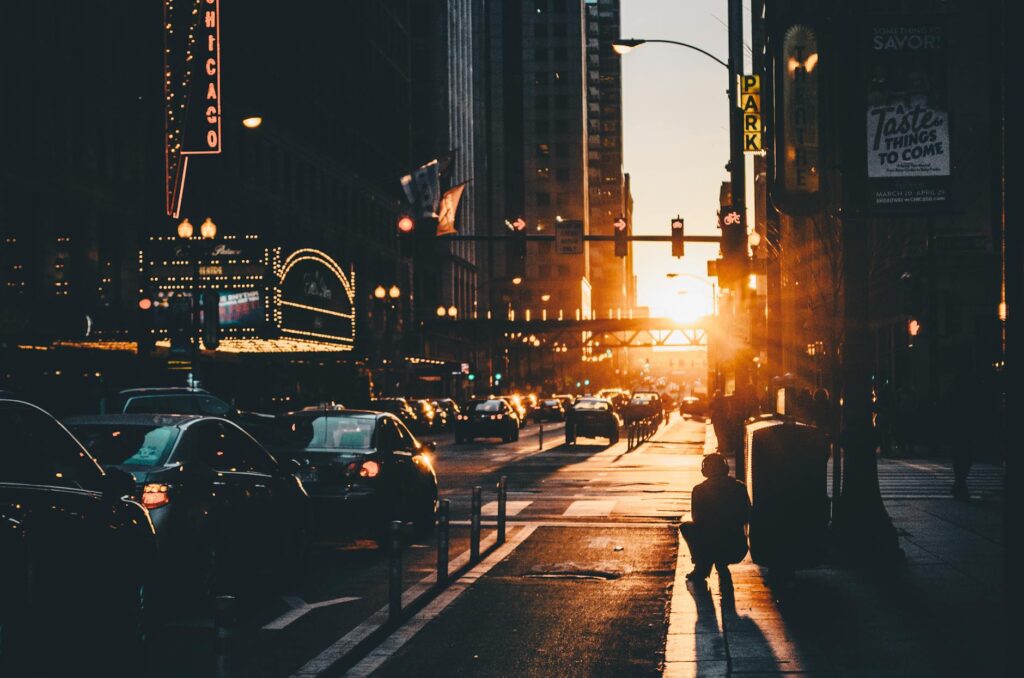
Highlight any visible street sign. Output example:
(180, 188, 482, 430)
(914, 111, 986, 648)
(740, 74, 763, 154)
(555, 220, 584, 255)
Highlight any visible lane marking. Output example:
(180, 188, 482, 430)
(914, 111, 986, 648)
(451, 520, 673, 529)
(263, 595, 361, 631)
(290, 531, 499, 677)
(345, 525, 538, 676)
(482, 500, 532, 516)
(563, 499, 617, 516)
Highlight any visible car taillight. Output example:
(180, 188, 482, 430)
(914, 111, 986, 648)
(141, 483, 170, 510)
(359, 460, 381, 478)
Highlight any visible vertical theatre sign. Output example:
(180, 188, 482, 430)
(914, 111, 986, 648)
(773, 24, 821, 214)
(164, 0, 222, 218)
(865, 18, 950, 211)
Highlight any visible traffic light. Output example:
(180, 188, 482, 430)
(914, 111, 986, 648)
(509, 217, 527, 278)
(136, 288, 156, 356)
(613, 216, 628, 257)
(671, 217, 685, 258)
(718, 206, 748, 289)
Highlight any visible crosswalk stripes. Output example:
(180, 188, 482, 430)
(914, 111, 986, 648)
(827, 460, 1004, 499)
(481, 500, 532, 516)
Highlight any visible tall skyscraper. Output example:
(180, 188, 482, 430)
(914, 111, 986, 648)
(585, 0, 632, 317)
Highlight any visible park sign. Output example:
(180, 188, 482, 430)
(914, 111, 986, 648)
(740, 74, 763, 153)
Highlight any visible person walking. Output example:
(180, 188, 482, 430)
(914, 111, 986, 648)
(679, 454, 751, 580)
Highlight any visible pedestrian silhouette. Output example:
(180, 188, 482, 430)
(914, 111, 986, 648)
(946, 373, 976, 500)
(679, 454, 751, 580)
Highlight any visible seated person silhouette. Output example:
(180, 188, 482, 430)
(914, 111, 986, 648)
(679, 453, 751, 580)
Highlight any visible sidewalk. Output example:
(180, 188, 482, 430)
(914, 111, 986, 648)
(664, 422, 1005, 676)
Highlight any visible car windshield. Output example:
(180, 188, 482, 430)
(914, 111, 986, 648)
(278, 414, 376, 450)
(474, 400, 504, 413)
(68, 424, 180, 467)
(574, 400, 609, 411)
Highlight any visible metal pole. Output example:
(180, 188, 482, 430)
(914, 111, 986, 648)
(497, 476, 507, 545)
(388, 520, 402, 624)
(214, 595, 235, 678)
(436, 499, 450, 586)
(470, 486, 482, 564)
(538, 422, 544, 450)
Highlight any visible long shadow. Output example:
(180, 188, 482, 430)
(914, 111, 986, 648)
(716, 570, 783, 674)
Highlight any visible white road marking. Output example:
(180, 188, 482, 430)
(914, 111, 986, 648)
(481, 500, 532, 516)
(290, 531, 500, 677)
(563, 499, 617, 516)
(262, 595, 361, 631)
(345, 525, 538, 677)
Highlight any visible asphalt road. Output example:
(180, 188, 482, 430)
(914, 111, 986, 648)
(29, 415, 706, 677)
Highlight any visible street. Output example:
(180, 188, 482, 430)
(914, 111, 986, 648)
(19, 413, 994, 678)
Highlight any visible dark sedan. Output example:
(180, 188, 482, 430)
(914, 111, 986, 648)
(370, 397, 421, 432)
(1, 400, 158, 662)
(533, 398, 566, 422)
(566, 397, 622, 445)
(270, 410, 438, 541)
(64, 414, 312, 600)
(455, 399, 520, 443)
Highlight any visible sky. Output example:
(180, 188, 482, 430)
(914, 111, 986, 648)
(620, 0, 743, 323)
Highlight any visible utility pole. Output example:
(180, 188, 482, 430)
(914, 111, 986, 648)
(727, 0, 751, 396)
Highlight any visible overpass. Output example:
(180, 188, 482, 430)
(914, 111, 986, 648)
(430, 316, 713, 349)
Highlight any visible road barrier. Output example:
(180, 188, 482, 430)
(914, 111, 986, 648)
(497, 475, 508, 544)
(436, 499, 450, 586)
(470, 486, 482, 563)
(214, 595, 236, 678)
(626, 415, 659, 450)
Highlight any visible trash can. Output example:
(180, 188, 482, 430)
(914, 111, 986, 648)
(744, 416, 829, 569)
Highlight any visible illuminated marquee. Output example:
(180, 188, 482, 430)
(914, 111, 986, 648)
(275, 249, 357, 350)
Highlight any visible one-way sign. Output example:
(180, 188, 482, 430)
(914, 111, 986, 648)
(555, 220, 584, 254)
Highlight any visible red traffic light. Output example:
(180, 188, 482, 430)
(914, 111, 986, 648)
(138, 298, 153, 310)
(397, 214, 415, 233)
(671, 216, 684, 258)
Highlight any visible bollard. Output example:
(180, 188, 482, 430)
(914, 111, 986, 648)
(497, 476, 508, 545)
(214, 595, 236, 678)
(388, 520, 403, 624)
(470, 486, 482, 564)
(539, 422, 544, 450)
(437, 499, 450, 586)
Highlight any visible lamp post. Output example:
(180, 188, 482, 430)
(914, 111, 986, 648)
(372, 284, 403, 395)
(176, 216, 216, 386)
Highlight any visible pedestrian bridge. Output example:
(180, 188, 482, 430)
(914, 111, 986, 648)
(436, 316, 712, 349)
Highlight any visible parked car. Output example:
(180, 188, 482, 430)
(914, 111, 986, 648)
(1, 399, 158, 660)
(533, 398, 566, 422)
(103, 386, 277, 440)
(625, 391, 664, 426)
(565, 397, 622, 445)
(270, 410, 438, 541)
(64, 414, 312, 600)
(370, 397, 420, 432)
(455, 399, 520, 443)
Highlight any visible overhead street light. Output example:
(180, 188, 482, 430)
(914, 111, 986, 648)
(388, 284, 401, 299)
(611, 38, 728, 69)
(177, 218, 194, 239)
(374, 285, 387, 299)
(242, 116, 263, 129)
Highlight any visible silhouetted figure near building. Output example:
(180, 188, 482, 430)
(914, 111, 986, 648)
(812, 388, 830, 432)
(709, 389, 726, 448)
(679, 454, 750, 580)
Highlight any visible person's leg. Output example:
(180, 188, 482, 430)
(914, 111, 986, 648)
(679, 522, 712, 579)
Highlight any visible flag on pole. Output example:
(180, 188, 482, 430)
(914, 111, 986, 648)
(436, 182, 467, 236)
(399, 159, 441, 218)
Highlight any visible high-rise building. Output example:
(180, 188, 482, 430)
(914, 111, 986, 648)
(585, 0, 632, 316)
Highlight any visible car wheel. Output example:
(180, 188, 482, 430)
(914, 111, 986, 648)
(513, 427, 520, 442)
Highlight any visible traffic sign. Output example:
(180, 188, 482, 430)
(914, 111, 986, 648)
(555, 220, 584, 255)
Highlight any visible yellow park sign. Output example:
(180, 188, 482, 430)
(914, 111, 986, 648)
(740, 74, 763, 153)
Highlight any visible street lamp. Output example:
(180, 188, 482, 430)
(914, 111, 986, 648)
(374, 285, 387, 300)
(242, 116, 263, 129)
(611, 38, 729, 69)
(436, 305, 447, 318)
(447, 305, 458, 318)
(200, 217, 217, 239)
(177, 218, 194, 239)
(388, 284, 401, 299)
(512, 276, 522, 286)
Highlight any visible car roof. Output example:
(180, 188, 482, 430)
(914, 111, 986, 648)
(575, 397, 612, 404)
(64, 413, 205, 427)
(282, 409, 381, 418)
(118, 387, 212, 396)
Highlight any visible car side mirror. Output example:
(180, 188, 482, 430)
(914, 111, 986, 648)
(102, 467, 136, 503)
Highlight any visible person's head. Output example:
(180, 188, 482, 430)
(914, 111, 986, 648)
(813, 388, 829, 404)
(701, 453, 729, 479)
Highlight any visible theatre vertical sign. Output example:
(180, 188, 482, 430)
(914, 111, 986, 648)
(164, 0, 223, 218)
(865, 18, 950, 210)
